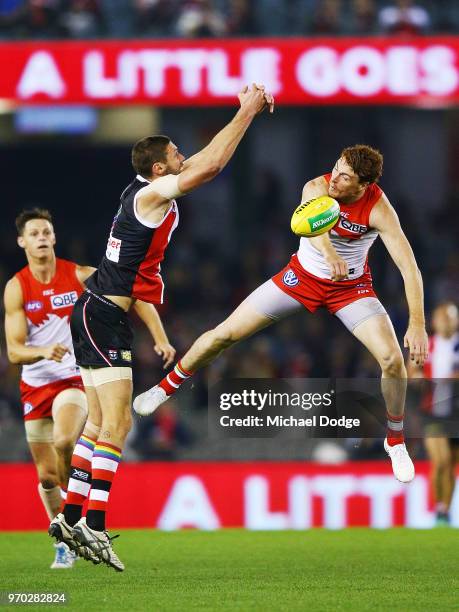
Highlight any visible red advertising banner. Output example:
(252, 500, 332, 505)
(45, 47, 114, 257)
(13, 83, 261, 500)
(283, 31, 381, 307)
(1, 461, 457, 531)
(0, 37, 458, 107)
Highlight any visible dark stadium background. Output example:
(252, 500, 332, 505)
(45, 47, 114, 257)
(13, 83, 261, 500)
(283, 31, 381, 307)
(0, 0, 458, 529)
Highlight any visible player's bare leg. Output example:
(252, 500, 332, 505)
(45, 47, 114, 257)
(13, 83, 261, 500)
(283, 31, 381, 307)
(29, 440, 61, 519)
(134, 300, 275, 416)
(72, 378, 132, 571)
(425, 437, 455, 525)
(50, 385, 102, 564)
(52, 403, 87, 492)
(29, 440, 76, 567)
(352, 313, 414, 482)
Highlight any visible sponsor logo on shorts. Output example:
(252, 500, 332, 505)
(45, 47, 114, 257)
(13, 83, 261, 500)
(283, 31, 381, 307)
(51, 291, 78, 310)
(108, 349, 118, 360)
(283, 270, 299, 287)
(25, 300, 43, 312)
(120, 350, 132, 362)
(23, 402, 34, 416)
(72, 468, 89, 481)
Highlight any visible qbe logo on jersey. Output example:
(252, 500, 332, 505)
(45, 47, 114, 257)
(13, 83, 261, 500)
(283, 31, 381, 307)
(51, 291, 78, 310)
(106, 234, 122, 263)
(283, 270, 299, 287)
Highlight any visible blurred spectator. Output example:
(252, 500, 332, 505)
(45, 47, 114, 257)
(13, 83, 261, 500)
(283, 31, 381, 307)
(378, 0, 431, 35)
(133, 0, 178, 37)
(309, 0, 343, 35)
(60, 0, 104, 38)
(347, 0, 377, 35)
(24, 0, 63, 38)
(225, 0, 257, 36)
(176, 0, 226, 38)
(130, 401, 192, 460)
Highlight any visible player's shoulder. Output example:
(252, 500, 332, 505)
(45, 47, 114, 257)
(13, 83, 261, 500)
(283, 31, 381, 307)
(3, 275, 23, 305)
(302, 175, 329, 199)
(305, 175, 329, 187)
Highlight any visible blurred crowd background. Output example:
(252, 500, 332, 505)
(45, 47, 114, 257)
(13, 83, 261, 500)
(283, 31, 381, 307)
(0, 0, 459, 39)
(0, 0, 458, 463)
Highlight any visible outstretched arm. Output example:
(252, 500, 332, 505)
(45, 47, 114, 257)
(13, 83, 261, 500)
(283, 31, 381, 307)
(4, 277, 70, 365)
(178, 85, 273, 193)
(300, 176, 349, 281)
(370, 195, 428, 365)
(133, 300, 176, 369)
(136, 84, 273, 219)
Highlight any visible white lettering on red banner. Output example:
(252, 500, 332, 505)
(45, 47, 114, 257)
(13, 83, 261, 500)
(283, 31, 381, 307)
(2, 38, 458, 106)
(2, 462, 459, 531)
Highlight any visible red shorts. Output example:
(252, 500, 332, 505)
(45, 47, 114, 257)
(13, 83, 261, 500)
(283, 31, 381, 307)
(272, 254, 377, 314)
(19, 376, 84, 421)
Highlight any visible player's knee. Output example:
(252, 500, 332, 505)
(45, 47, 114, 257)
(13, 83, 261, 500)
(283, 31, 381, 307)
(380, 351, 405, 377)
(53, 435, 75, 457)
(431, 455, 451, 472)
(103, 412, 132, 438)
(38, 469, 59, 489)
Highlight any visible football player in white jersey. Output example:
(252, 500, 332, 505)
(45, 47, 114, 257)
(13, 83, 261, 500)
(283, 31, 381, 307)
(4, 208, 175, 568)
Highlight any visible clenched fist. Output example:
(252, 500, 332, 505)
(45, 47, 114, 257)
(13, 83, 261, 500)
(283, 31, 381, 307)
(42, 343, 70, 362)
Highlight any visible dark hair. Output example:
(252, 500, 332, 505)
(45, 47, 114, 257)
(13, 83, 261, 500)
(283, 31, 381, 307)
(15, 208, 53, 236)
(341, 144, 383, 184)
(131, 135, 171, 178)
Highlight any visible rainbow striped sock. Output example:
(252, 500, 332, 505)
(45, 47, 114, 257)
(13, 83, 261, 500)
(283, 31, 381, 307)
(86, 441, 122, 532)
(64, 433, 97, 526)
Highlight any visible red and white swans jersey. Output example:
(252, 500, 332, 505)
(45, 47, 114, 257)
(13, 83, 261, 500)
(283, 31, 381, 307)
(15, 258, 83, 387)
(297, 174, 382, 280)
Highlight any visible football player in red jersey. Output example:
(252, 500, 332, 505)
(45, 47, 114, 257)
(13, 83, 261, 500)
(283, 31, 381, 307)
(135, 144, 429, 484)
(4, 208, 175, 568)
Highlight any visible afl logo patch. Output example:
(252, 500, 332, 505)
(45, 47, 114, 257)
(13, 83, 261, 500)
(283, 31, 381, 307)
(283, 270, 299, 287)
(25, 300, 43, 312)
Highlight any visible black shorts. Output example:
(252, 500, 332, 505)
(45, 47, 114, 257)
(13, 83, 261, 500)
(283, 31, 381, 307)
(70, 290, 133, 368)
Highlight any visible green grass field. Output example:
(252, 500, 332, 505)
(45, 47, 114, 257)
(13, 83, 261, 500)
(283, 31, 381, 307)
(1, 529, 457, 611)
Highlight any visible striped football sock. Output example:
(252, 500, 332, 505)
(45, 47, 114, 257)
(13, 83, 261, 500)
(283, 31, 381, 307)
(86, 442, 122, 532)
(386, 412, 404, 447)
(158, 360, 193, 396)
(64, 433, 97, 526)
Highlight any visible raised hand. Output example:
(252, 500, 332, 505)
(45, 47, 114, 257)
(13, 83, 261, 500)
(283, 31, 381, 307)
(238, 83, 274, 115)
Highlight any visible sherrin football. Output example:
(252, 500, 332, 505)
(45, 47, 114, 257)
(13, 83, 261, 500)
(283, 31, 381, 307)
(290, 196, 340, 237)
